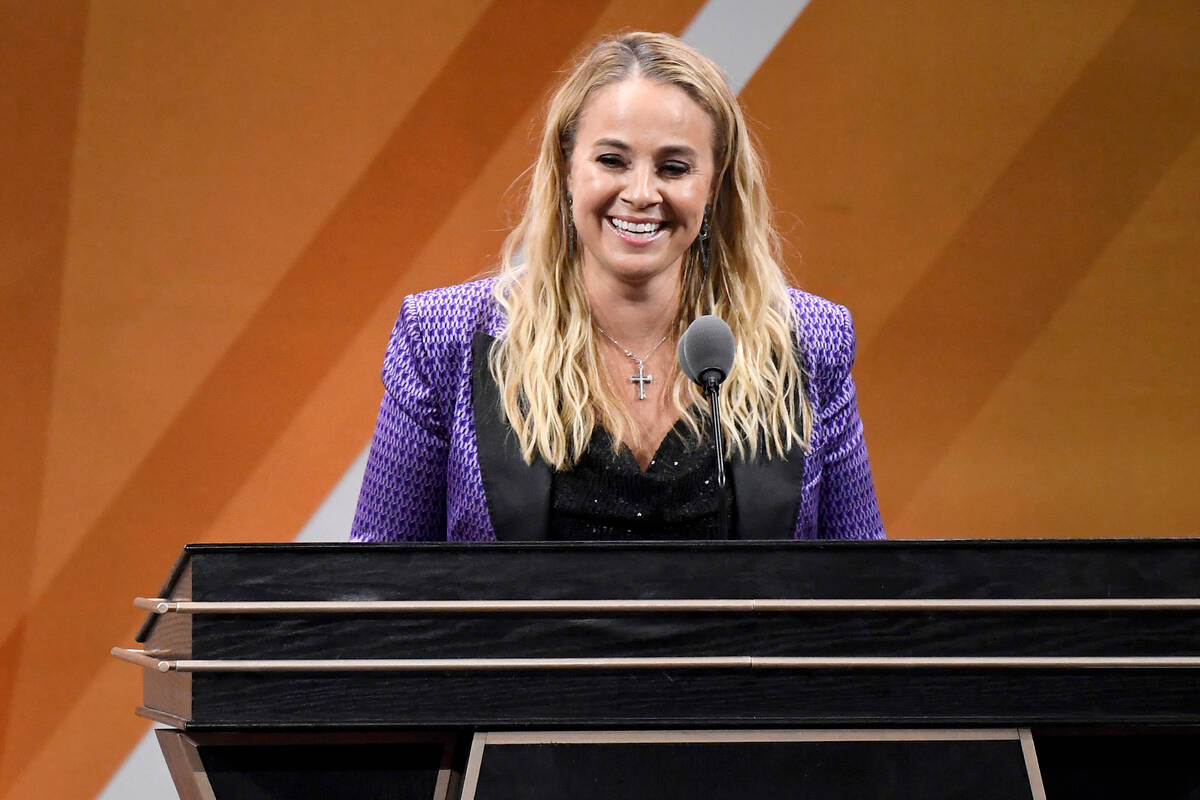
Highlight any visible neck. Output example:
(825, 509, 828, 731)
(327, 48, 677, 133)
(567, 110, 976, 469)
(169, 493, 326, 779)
(584, 266, 681, 350)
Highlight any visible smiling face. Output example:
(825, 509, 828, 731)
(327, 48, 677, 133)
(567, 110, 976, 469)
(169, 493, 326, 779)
(566, 77, 716, 291)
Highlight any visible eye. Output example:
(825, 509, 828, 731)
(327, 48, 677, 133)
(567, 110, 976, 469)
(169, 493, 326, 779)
(659, 160, 692, 178)
(597, 154, 626, 169)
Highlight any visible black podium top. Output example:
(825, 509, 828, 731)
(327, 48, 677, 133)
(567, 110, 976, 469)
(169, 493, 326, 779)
(124, 540, 1200, 729)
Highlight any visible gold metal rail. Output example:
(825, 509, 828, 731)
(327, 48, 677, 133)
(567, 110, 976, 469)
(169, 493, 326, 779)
(110, 648, 1200, 673)
(134, 597, 1200, 614)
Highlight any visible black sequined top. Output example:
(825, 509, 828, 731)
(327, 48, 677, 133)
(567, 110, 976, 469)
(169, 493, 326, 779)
(549, 420, 733, 540)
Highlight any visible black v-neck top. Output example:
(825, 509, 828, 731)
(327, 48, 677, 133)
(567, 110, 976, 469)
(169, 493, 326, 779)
(549, 419, 733, 540)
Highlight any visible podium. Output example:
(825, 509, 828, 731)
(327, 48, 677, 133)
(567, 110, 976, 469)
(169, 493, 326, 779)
(113, 540, 1200, 799)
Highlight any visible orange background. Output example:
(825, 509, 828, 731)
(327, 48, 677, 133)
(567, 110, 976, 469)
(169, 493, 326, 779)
(2, 1, 1197, 796)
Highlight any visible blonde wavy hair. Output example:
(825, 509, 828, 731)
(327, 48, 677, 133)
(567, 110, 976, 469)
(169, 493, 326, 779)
(491, 31, 811, 468)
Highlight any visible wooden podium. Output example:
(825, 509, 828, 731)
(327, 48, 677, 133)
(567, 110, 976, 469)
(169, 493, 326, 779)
(113, 540, 1200, 799)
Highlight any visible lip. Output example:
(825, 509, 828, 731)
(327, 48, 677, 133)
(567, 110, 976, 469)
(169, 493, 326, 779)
(605, 216, 667, 246)
(609, 215, 664, 225)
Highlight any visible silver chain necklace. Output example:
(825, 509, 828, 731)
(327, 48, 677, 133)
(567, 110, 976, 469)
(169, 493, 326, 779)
(594, 324, 670, 400)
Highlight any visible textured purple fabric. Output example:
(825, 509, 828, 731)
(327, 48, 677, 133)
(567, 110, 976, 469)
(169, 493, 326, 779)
(351, 278, 885, 541)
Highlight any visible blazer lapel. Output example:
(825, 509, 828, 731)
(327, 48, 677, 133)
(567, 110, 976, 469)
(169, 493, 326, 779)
(731, 440, 805, 540)
(731, 341, 808, 540)
(471, 332, 551, 541)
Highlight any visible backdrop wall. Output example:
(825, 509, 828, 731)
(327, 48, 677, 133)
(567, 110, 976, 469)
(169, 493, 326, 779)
(2, 1, 1197, 797)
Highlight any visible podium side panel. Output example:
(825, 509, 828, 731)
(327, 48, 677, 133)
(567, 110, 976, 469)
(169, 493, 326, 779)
(156, 730, 215, 800)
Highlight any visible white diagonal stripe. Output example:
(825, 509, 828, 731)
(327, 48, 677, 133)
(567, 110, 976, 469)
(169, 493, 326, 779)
(682, 0, 812, 93)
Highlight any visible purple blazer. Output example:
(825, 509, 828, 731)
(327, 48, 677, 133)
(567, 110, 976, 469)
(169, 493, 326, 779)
(351, 278, 885, 542)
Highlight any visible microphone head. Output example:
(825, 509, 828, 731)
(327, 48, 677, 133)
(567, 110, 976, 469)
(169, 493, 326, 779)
(680, 315, 735, 386)
(677, 334, 697, 383)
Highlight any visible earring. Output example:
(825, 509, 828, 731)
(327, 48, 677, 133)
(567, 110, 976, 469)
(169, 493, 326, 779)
(698, 203, 712, 277)
(565, 192, 577, 262)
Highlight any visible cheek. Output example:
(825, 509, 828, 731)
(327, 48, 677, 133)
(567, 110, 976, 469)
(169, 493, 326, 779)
(571, 167, 613, 202)
(677, 185, 711, 224)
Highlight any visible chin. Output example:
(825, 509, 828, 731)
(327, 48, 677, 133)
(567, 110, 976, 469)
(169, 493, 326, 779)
(606, 260, 680, 283)
(595, 248, 686, 279)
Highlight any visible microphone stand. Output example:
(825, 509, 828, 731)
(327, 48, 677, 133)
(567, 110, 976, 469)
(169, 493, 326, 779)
(703, 372, 729, 539)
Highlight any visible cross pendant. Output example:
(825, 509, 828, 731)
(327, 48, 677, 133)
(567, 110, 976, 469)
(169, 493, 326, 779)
(630, 360, 652, 400)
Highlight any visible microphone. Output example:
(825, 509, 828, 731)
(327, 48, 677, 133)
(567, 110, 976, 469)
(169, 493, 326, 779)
(676, 335, 694, 382)
(679, 316, 734, 510)
(680, 315, 735, 389)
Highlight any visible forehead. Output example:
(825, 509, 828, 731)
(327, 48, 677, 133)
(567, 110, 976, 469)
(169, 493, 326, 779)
(575, 77, 714, 155)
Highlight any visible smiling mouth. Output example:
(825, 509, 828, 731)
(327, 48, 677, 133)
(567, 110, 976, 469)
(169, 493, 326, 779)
(607, 217, 665, 239)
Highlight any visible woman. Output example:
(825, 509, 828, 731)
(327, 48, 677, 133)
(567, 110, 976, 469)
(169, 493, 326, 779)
(351, 32, 884, 542)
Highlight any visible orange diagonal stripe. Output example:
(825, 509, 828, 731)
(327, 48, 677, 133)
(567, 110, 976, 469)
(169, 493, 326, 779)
(0, 0, 89, 771)
(0, 0, 611, 791)
(857, 0, 1200, 531)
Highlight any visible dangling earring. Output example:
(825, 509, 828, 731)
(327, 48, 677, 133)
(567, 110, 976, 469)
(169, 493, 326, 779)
(698, 203, 712, 278)
(565, 192, 577, 262)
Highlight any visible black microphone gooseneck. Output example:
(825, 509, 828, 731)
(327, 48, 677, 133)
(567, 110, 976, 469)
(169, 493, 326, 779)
(702, 371, 727, 490)
(679, 315, 736, 537)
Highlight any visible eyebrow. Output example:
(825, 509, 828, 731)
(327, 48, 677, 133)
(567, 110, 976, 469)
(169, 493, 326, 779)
(591, 138, 699, 159)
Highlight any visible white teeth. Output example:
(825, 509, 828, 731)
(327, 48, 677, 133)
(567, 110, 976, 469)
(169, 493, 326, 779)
(609, 217, 663, 235)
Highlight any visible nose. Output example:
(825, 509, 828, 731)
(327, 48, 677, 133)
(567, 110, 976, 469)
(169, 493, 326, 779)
(620, 162, 662, 208)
